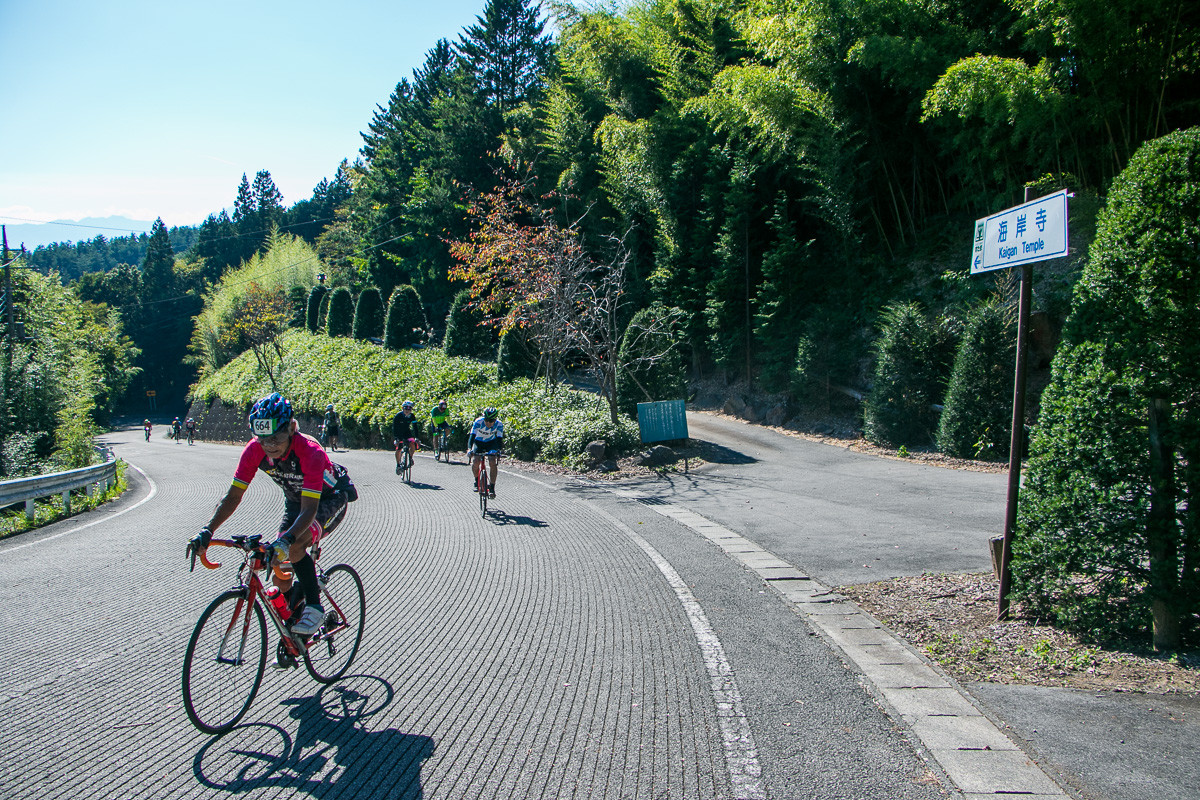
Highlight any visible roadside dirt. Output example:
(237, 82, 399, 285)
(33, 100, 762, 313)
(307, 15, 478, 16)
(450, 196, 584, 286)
(841, 571, 1199, 695)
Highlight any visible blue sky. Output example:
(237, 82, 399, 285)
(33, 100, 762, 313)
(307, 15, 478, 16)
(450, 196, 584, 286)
(0, 0, 520, 239)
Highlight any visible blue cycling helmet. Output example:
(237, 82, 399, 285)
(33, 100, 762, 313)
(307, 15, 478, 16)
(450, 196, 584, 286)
(248, 392, 294, 436)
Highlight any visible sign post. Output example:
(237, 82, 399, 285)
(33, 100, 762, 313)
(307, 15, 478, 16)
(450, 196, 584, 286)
(970, 189, 1069, 620)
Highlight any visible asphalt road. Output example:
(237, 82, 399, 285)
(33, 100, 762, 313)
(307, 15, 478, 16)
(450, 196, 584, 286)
(1, 427, 948, 800)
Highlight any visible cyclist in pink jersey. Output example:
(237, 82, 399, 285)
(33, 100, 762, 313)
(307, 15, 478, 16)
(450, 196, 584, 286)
(191, 393, 351, 638)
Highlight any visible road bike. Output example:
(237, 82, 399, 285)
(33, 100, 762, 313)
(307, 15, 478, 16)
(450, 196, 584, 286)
(143, 426, 151, 442)
(433, 426, 450, 463)
(182, 534, 366, 735)
(472, 449, 501, 517)
(396, 438, 418, 484)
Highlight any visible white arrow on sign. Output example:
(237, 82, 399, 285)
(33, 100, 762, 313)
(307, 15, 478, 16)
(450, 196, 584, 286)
(970, 190, 1069, 274)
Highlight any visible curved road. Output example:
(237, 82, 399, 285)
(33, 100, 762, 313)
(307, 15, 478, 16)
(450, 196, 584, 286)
(1, 414, 1194, 799)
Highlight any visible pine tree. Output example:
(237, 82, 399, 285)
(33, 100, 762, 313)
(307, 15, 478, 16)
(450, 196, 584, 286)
(457, 0, 553, 114)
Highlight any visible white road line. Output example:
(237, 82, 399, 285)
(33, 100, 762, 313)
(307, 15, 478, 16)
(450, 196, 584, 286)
(0, 462, 157, 555)
(510, 470, 768, 800)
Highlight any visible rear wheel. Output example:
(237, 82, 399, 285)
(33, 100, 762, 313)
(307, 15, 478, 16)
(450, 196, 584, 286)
(182, 590, 267, 735)
(477, 462, 488, 517)
(303, 564, 366, 683)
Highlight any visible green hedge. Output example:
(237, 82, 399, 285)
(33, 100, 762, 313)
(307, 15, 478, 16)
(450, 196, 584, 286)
(191, 329, 637, 465)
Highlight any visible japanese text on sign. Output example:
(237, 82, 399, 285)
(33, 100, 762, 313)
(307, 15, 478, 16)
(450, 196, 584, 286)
(971, 190, 1068, 274)
(637, 399, 688, 444)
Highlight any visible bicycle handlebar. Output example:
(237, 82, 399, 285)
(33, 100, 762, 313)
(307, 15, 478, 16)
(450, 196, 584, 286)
(188, 536, 292, 581)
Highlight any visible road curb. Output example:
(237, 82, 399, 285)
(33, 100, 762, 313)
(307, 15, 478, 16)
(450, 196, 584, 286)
(602, 485, 1072, 799)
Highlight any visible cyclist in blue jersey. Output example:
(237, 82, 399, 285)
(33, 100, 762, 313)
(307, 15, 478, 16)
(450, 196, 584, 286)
(468, 407, 504, 498)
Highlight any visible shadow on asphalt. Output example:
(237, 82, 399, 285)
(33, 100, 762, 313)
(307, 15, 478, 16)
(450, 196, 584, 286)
(193, 675, 434, 798)
(400, 481, 443, 491)
(683, 439, 757, 466)
(485, 510, 549, 527)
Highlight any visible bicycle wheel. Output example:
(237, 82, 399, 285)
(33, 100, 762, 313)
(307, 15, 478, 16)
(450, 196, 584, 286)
(403, 450, 413, 483)
(182, 590, 267, 735)
(477, 466, 488, 517)
(304, 564, 366, 683)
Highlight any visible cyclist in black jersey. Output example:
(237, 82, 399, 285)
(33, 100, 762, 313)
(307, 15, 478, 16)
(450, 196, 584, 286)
(392, 401, 421, 475)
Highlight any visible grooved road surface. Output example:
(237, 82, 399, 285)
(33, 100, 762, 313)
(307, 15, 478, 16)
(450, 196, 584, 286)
(4, 415, 1088, 800)
(2, 428, 952, 800)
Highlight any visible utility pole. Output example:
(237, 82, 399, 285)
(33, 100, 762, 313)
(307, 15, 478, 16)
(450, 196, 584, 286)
(2, 225, 12, 477)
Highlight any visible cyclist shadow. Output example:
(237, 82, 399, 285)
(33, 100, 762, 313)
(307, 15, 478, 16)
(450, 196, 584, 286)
(402, 480, 442, 491)
(193, 675, 434, 798)
(485, 510, 548, 527)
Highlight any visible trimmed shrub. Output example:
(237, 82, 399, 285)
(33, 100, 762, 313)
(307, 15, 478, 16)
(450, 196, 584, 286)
(793, 303, 870, 410)
(443, 289, 497, 360)
(305, 285, 328, 333)
(935, 300, 1015, 459)
(862, 302, 952, 448)
(1014, 127, 1200, 646)
(352, 287, 384, 341)
(326, 287, 354, 337)
(616, 305, 686, 418)
(497, 325, 539, 382)
(287, 286, 309, 328)
(383, 284, 428, 350)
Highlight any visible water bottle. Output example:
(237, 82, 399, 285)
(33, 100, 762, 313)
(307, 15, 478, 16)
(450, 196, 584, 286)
(265, 586, 291, 621)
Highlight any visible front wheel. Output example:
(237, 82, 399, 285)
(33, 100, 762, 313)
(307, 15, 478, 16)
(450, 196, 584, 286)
(303, 564, 366, 683)
(182, 590, 267, 735)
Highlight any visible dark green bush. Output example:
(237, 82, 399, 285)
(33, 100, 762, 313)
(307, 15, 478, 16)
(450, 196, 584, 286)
(1014, 127, 1200, 647)
(616, 305, 686, 418)
(443, 289, 497, 360)
(326, 287, 354, 337)
(306, 285, 328, 333)
(935, 300, 1015, 459)
(862, 302, 951, 448)
(383, 284, 428, 350)
(497, 325, 539, 382)
(352, 287, 384, 341)
(288, 286, 308, 328)
(793, 304, 869, 410)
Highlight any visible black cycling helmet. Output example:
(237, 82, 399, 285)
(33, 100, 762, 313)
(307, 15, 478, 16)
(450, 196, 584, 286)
(483, 406, 498, 421)
(438, 399, 447, 407)
(248, 392, 294, 436)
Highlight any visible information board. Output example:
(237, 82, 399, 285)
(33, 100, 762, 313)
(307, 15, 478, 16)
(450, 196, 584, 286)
(637, 399, 688, 444)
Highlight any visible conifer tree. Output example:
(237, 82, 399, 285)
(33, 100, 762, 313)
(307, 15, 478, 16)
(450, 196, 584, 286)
(457, 0, 553, 114)
(443, 289, 497, 360)
(306, 285, 329, 333)
(352, 287, 385, 341)
(383, 284, 428, 350)
(326, 287, 354, 337)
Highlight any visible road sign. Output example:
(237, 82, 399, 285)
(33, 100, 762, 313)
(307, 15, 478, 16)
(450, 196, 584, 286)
(970, 189, 1068, 274)
(637, 399, 688, 443)
(145, 390, 157, 397)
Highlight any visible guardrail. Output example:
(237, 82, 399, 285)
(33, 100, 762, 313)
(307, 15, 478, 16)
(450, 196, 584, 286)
(0, 457, 119, 521)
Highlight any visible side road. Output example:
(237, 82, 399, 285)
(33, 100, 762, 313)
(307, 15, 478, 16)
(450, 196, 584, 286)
(613, 411, 1198, 800)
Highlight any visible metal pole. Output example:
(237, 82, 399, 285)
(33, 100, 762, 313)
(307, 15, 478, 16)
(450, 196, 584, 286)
(997, 188, 1033, 620)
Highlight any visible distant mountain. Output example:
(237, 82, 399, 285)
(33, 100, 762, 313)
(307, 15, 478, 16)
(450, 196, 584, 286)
(1, 216, 156, 251)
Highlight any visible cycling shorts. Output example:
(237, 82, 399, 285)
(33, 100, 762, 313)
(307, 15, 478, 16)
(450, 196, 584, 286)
(279, 492, 348, 549)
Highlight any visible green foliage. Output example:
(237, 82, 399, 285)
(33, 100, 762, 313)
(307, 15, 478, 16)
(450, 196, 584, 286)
(443, 289, 497, 360)
(1, 268, 137, 477)
(306, 285, 329, 334)
(935, 300, 1015, 460)
(352, 287, 385, 341)
(616, 305, 686, 418)
(1014, 128, 1200, 644)
(863, 302, 952, 448)
(192, 329, 639, 464)
(383, 285, 428, 350)
(326, 287, 354, 338)
(497, 325, 538, 382)
(793, 303, 869, 409)
(287, 286, 308, 328)
(190, 233, 322, 373)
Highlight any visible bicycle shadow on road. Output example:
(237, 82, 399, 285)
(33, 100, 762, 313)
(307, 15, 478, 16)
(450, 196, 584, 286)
(484, 509, 548, 527)
(193, 674, 435, 798)
(399, 480, 443, 491)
